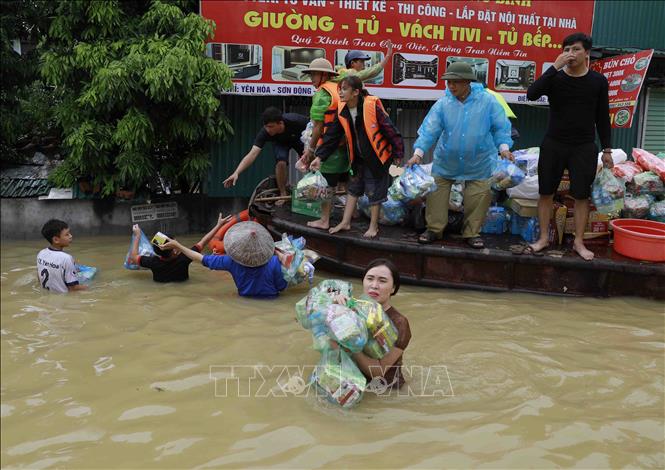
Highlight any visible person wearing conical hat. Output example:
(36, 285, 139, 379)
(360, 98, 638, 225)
(406, 61, 514, 249)
(298, 57, 350, 231)
(161, 221, 288, 298)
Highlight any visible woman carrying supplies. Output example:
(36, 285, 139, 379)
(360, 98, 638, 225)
(312, 75, 404, 238)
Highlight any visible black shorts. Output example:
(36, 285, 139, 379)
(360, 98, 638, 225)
(347, 165, 390, 205)
(321, 171, 349, 188)
(273, 143, 303, 163)
(538, 136, 597, 199)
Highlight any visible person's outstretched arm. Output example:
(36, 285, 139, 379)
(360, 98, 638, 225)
(354, 40, 394, 82)
(196, 213, 232, 248)
(160, 239, 204, 263)
(223, 146, 262, 188)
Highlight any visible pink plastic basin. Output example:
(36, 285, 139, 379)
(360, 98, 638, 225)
(610, 219, 665, 262)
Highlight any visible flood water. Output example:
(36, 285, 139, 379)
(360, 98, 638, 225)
(1, 235, 664, 468)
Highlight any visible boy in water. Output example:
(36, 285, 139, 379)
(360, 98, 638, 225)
(37, 219, 87, 293)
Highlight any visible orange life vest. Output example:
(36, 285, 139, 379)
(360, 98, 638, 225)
(207, 209, 255, 254)
(317, 81, 340, 147)
(337, 95, 392, 165)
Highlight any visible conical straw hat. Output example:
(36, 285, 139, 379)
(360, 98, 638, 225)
(223, 221, 275, 267)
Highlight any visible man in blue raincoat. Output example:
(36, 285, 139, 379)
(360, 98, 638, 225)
(407, 62, 513, 249)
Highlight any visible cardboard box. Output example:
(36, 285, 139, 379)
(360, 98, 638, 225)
(507, 198, 538, 217)
(291, 192, 321, 218)
(564, 209, 610, 235)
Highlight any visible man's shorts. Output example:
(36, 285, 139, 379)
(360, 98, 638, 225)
(273, 142, 303, 164)
(538, 136, 598, 200)
(347, 165, 390, 205)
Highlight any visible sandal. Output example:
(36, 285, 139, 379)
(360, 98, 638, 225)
(466, 237, 485, 249)
(418, 231, 441, 244)
(521, 245, 544, 257)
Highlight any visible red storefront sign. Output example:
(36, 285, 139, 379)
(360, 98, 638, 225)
(591, 49, 654, 128)
(200, 0, 595, 103)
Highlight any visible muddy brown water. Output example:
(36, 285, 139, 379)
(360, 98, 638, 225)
(1, 236, 663, 468)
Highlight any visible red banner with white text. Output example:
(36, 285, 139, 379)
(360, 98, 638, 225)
(201, 0, 595, 103)
(591, 49, 653, 128)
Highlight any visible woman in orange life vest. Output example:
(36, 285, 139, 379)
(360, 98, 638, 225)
(311, 75, 404, 238)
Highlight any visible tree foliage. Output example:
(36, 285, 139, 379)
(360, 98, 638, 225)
(40, 0, 233, 195)
(1, 0, 58, 162)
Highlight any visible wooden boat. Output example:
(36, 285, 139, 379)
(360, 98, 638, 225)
(249, 178, 664, 300)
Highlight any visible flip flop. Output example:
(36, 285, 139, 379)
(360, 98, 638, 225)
(418, 231, 441, 244)
(466, 237, 485, 249)
(522, 245, 545, 257)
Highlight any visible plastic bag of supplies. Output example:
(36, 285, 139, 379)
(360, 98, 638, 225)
(75, 264, 97, 284)
(633, 148, 665, 181)
(325, 304, 367, 353)
(295, 280, 353, 351)
(350, 298, 399, 359)
(312, 347, 366, 408)
(295, 171, 330, 201)
(629, 171, 665, 196)
(490, 158, 526, 191)
(388, 164, 436, 201)
(591, 168, 625, 217)
(612, 161, 643, 184)
(123, 229, 155, 270)
(358, 195, 407, 226)
(275, 234, 319, 286)
(622, 194, 653, 219)
(648, 200, 665, 223)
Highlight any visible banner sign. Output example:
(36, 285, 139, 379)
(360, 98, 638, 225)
(200, 0, 595, 103)
(590, 49, 653, 128)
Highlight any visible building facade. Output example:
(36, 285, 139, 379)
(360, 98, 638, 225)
(207, 0, 665, 197)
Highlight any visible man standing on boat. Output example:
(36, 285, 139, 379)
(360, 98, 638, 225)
(223, 107, 308, 205)
(300, 58, 350, 230)
(526, 33, 612, 260)
(407, 62, 513, 249)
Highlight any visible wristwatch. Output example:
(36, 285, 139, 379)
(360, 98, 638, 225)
(602, 148, 612, 153)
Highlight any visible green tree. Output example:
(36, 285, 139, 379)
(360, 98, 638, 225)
(40, 0, 233, 195)
(1, 0, 57, 162)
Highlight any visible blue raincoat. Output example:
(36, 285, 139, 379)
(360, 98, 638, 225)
(414, 82, 512, 181)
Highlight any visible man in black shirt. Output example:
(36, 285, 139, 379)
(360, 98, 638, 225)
(223, 107, 308, 203)
(128, 213, 230, 282)
(526, 33, 613, 260)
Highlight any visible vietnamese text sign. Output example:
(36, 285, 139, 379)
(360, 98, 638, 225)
(591, 49, 653, 128)
(201, 0, 595, 103)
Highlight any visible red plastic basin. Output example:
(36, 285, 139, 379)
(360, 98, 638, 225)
(610, 219, 665, 262)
